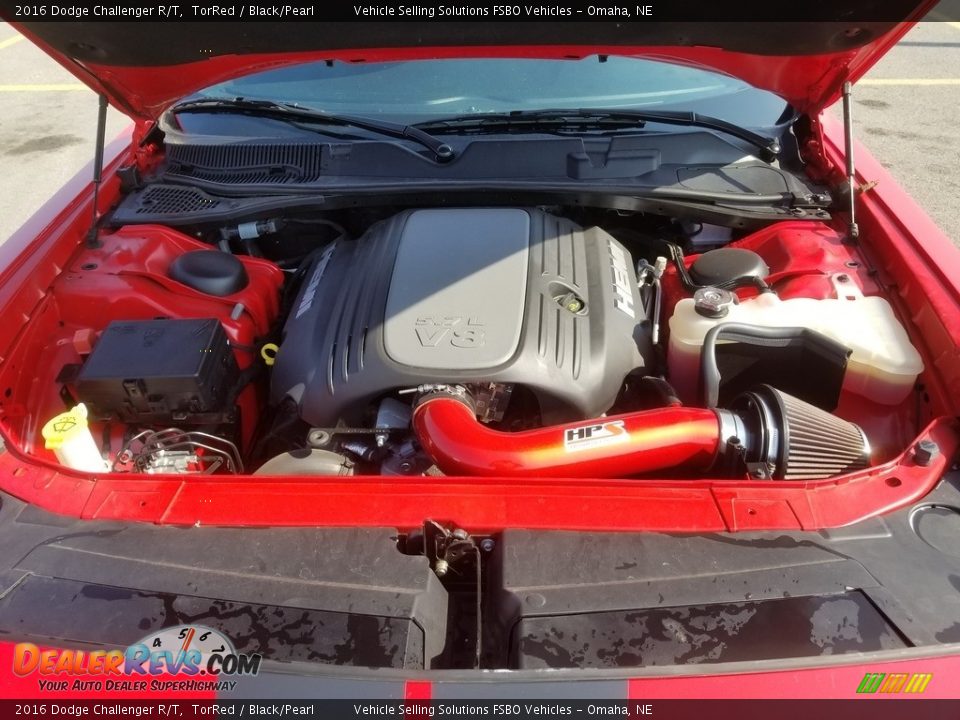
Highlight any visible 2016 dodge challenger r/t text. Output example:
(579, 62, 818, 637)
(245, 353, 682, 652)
(0, 3, 959, 708)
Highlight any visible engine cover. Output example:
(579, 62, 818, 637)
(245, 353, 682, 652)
(271, 208, 650, 426)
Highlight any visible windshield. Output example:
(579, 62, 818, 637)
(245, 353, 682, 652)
(191, 56, 789, 128)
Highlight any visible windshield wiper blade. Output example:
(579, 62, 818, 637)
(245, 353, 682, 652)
(416, 108, 781, 161)
(171, 98, 455, 163)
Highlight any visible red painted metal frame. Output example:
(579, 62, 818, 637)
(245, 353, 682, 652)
(820, 113, 960, 410)
(36, 225, 283, 448)
(0, 25, 958, 702)
(0, 91, 958, 534)
(0, 416, 953, 533)
(0, 133, 133, 365)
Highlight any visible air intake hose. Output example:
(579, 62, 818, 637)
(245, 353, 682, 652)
(412, 390, 722, 478)
(412, 385, 870, 479)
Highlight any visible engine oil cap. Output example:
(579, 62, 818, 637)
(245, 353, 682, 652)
(694, 287, 736, 318)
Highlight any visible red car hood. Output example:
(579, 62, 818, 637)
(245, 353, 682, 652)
(7, 12, 936, 120)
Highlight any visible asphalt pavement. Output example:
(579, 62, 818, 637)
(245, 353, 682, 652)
(0, 20, 958, 246)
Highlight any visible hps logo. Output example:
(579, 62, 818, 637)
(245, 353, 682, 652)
(563, 420, 628, 453)
(856, 672, 932, 694)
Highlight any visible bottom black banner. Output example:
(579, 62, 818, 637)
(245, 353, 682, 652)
(2, 700, 958, 720)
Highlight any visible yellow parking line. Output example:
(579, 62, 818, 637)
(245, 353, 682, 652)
(859, 78, 960, 86)
(0, 84, 87, 92)
(0, 35, 25, 50)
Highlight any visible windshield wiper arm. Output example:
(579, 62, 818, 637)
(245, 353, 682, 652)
(171, 98, 455, 163)
(416, 108, 781, 161)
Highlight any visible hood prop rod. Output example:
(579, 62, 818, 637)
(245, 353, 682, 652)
(841, 81, 860, 242)
(85, 94, 108, 249)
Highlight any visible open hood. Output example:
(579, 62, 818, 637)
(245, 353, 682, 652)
(9, 9, 936, 120)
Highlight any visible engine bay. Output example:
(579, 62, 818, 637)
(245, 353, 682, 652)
(0, 203, 932, 482)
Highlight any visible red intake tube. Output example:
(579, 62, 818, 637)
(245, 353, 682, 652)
(412, 395, 723, 478)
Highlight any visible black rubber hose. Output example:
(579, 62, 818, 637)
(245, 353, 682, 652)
(700, 323, 850, 409)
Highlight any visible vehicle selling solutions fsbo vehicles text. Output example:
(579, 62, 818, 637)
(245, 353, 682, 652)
(353, 5, 654, 18)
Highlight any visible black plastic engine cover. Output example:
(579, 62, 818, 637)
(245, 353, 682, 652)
(271, 208, 650, 427)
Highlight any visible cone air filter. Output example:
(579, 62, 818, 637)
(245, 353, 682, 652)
(730, 385, 870, 480)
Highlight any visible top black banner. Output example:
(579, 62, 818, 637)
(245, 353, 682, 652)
(2, 0, 960, 22)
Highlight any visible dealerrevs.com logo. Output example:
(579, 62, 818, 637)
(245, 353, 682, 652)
(13, 625, 261, 693)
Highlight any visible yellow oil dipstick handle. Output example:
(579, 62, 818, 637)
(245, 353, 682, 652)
(261, 343, 279, 367)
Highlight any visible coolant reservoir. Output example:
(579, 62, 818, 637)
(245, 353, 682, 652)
(667, 275, 924, 405)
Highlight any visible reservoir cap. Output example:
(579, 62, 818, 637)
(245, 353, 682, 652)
(694, 287, 736, 318)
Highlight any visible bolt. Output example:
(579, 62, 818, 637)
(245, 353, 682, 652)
(480, 538, 495, 552)
(915, 439, 940, 467)
(434, 559, 450, 577)
(307, 429, 331, 448)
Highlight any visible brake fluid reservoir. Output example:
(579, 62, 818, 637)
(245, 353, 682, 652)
(667, 275, 924, 405)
